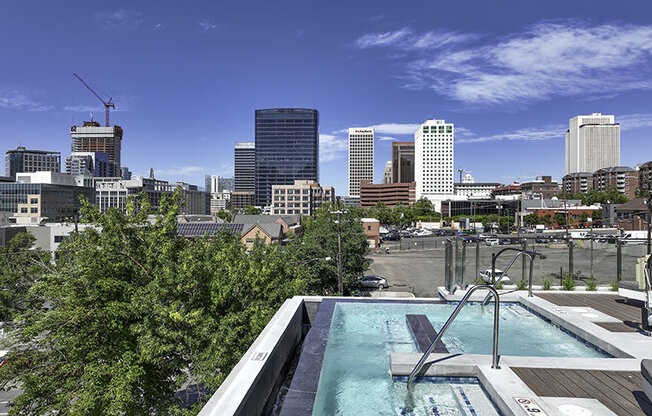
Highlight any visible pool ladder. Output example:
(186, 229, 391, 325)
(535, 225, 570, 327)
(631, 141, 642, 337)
(407, 284, 501, 390)
(482, 247, 546, 304)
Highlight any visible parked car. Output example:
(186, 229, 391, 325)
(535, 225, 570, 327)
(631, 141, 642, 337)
(499, 238, 512, 245)
(535, 236, 549, 244)
(358, 275, 389, 289)
(478, 233, 496, 239)
(479, 269, 510, 283)
(382, 232, 400, 241)
(463, 236, 480, 242)
(485, 237, 499, 246)
(414, 229, 433, 237)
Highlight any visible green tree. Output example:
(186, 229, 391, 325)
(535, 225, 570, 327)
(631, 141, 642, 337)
(368, 201, 393, 225)
(392, 203, 415, 228)
(411, 198, 435, 217)
(243, 205, 262, 215)
(540, 214, 553, 227)
(287, 202, 370, 294)
(216, 210, 232, 222)
(554, 212, 567, 227)
(0, 233, 49, 323)
(524, 213, 540, 227)
(0, 192, 307, 415)
(578, 212, 589, 226)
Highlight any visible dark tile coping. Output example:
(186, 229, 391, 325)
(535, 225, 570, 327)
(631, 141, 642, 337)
(278, 298, 440, 416)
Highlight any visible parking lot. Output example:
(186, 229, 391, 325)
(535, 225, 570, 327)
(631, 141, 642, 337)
(368, 235, 648, 297)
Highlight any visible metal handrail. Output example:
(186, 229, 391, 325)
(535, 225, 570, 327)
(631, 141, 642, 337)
(407, 284, 500, 390)
(481, 248, 546, 305)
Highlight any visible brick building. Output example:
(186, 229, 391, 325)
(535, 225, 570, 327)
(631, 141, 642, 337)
(359, 181, 416, 208)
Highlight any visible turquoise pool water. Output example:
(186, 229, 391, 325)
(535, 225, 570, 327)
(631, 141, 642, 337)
(311, 302, 607, 416)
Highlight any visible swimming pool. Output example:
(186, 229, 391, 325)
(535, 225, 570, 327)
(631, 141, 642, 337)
(311, 301, 608, 415)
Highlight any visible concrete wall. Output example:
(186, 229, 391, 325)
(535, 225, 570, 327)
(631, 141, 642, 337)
(197, 296, 309, 416)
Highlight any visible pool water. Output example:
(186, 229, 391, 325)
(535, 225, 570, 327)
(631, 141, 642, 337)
(311, 302, 607, 416)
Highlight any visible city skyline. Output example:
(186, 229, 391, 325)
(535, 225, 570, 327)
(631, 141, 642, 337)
(1, 1, 652, 194)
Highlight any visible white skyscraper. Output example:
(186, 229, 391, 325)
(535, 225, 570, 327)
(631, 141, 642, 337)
(415, 119, 455, 207)
(348, 128, 374, 197)
(565, 113, 620, 175)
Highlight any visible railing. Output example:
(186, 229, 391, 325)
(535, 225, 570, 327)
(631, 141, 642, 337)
(407, 284, 500, 390)
(481, 248, 546, 305)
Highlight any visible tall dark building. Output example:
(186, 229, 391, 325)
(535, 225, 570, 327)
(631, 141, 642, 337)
(392, 142, 414, 183)
(254, 108, 319, 206)
(5, 147, 61, 178)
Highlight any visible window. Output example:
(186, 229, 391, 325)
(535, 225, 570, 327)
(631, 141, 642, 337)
(246, 238, 254, 243)
(20, 207, 27, 213)
(30, 197, 38, 204)
(367, 226, 371, 230)
(30, 207, 38, 213)
(54, 236, 65, 243)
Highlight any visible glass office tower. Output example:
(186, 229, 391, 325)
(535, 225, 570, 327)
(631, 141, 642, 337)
(255, 108, 319, 206)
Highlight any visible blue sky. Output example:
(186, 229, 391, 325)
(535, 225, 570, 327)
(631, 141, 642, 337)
(1, 0, 652, 194)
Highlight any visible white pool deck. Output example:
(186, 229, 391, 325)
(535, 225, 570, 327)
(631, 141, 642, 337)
(200, 291, 652, 416)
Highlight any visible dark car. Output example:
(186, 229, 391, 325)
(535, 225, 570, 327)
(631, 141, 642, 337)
(382, 233, 400, 241)
(463, 236, 479, 243)
(535, 236, 549, 244)
(358, 275, 389, 289)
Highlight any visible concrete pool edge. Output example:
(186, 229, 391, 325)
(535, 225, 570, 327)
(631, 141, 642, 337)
(390, 352, 641, 416)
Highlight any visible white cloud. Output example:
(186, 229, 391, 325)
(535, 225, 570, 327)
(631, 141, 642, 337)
(0, 90, 51, 112)
(356, 20, 652, 105)
(95, 9, 143, 31)
(63, 105, 102, 113)
(320, 134, 347, 162)
(378, 136, 399, 141)
(198, 21, 217, 32)
(619, 113, 652, 131)
(456, 124, 565, 144)
(355, 28, 412, 48)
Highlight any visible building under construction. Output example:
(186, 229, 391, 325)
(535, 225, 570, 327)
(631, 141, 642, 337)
(70, 121, 123, 172)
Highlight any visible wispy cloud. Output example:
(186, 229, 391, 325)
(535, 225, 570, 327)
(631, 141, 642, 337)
(95, 9, 143, 31)
(0, 89, 51, 112)
(355, 20, 652, 105)
(456, 124, 565, 144)
(355, 28, 479, 50)
(378, 136, 399, 142)
(198, 21, 217, 32)
(619, 113, 652, 131)
(320, 134, 348, 162)
(355, 28, 412, 48)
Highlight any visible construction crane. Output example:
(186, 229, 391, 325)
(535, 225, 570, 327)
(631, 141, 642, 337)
(457, 168, 471, 182)
(73, 73, 114, 127)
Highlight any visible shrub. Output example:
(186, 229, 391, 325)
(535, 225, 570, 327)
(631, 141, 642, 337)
(586, 279, 597, 291)
(542, 279, 552, 290)
(516, 280, 528, 290)
(496, 282, 504, 290)
(610, 280, 619, 292)
(562, 274, 576, 291)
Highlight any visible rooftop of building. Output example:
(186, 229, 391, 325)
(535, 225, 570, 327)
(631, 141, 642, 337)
(6, 146, 60, 155)
(614, 197, 647, 212)
(595, 166, 635, 173)
(231, 214, 301, 226)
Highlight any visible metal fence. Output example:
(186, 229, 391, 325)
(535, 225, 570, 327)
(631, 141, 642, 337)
(378, 235, 649, 290)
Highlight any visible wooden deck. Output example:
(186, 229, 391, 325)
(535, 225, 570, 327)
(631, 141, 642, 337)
(536, 293, 644, 330)
(512, 367, 652, 416)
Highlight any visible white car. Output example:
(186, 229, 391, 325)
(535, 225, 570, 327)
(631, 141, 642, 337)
(414, 229, 432, 237)
(485, 238, 499, 246)
(479, 269, 510, 283)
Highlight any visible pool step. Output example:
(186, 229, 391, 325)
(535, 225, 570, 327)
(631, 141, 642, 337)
(406, 314, 449, 354)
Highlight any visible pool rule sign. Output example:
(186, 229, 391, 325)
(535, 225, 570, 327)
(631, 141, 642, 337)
(514, 397, 548, 415)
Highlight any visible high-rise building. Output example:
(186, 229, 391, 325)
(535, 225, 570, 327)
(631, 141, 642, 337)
(348, 128, 374, 197)
(233, 142, 255, 209)
(205, 175, 235, 193)
(94, 176, 170, 213)
(565, 113, 620, 175)
(70, 121, 123, 172)
(65, 152, 117, 177)
(415, 119, 454, 204)
(359, 180, 415, 209)
(5, 147, 61, 178)
(255, 109, 319, 206)
(392, 142, 415, 183)
(382, 161, 392, 184)
(170, 182, 210, 215)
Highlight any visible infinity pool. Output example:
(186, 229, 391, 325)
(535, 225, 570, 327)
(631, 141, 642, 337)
(311, 301, 607, 416)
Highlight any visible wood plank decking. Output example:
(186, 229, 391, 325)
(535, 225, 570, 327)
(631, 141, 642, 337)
(536, 293, 645, 331)
(512, 367, 652, 416)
